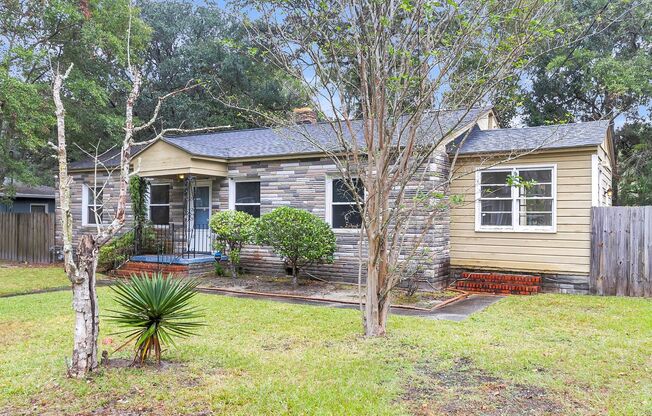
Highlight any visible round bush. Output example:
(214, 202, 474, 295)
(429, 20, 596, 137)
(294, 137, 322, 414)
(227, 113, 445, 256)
(209, 210, 257, 278)
(256, 206, 336, 286)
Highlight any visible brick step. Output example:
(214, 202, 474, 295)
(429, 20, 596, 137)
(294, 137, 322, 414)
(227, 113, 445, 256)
(457, 286, 538, 296)
(118, 262, 189, 272)
(461, 272, 541, 285)
(116, 268, 188, 276)
(114, 261, 192, 278)
(456, 280, 540, 293)
(113, 269, 188, 278)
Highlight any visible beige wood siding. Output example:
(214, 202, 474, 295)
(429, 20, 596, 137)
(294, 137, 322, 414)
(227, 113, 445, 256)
(450, 149, 598, 275)
(135, 140, 227, 178)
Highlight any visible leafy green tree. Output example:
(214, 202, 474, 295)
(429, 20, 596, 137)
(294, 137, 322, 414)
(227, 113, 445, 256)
(522, 0, 651, 125)
(0, 0, 150, 190)
(615, 122, 652, 206)
(132, 0, 306, 138)
(257, 207, 336, 287)
(209, 210, 257, 278)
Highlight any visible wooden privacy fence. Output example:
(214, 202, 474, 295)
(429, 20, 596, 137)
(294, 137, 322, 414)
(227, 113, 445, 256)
(0, 213, 56, 263)
(590, 206, 652, 297)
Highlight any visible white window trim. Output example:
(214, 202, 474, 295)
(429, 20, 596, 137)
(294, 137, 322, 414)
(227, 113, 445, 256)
(228, 178, 260, 213)
(474, 164, 557, 233)
(82, 184, 104, 226)
(147, 183, 171, 224)
(591, 154, 600, 207)
(325, 175, 364, 231)
(29, 203, 48, 213)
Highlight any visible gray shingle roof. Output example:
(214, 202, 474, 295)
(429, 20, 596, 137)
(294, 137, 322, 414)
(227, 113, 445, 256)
(160, 107, 490, 159)
(449, 120, 609, 155)
(69, 108, 489, 169)
(0, 179, 55, 198)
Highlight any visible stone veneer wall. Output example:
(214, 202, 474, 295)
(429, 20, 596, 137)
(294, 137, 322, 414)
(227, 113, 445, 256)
(55, 173, 135, 248)
(220, 155, 451, 287)
(59, 154, 451, 287)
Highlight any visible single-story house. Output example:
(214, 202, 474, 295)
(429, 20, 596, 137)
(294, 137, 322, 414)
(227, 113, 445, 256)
(58, 107, 614, 294)
(1, 180, 56, 213)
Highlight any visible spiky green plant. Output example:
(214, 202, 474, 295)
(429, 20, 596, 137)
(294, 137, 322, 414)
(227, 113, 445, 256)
(108, 273, 204, 365)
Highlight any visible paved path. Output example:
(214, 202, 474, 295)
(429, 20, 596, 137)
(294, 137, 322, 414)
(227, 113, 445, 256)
(425, 294, 504, 321)
(199, 289, 504, 321)
(3, 284, 503, 321)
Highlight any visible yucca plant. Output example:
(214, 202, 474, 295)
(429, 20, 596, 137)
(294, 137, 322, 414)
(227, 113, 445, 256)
(108, 273, 204, 365)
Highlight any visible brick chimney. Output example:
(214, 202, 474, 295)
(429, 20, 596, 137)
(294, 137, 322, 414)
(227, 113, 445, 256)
(293, 107, 317, 124)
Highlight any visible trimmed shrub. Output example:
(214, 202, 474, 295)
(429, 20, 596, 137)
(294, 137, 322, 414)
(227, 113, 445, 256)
(98, 226, 157, 272)
(256, 206, 336, 286)
(209, 210, 257, 278)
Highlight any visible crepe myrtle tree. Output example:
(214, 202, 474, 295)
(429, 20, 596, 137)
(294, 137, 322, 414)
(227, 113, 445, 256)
(231, 0, 567, 336)
(209, 210, 257, 278)
(257, 207, 337, 287)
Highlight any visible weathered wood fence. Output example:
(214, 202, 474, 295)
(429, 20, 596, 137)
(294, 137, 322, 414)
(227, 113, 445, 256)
(0, 213, 56, 263)
(590, 206, 652, 297)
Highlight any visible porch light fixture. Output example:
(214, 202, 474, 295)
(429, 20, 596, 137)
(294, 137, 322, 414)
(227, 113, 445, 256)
(604, 188, 613, 198)
(178, 174, 185, 180)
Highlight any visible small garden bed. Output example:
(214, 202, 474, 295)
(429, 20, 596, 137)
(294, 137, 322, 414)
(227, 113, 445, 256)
(198, 274, 459, 309)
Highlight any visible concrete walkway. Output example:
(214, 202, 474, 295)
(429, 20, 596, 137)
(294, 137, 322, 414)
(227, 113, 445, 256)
(199, 288, 504, 321)
(3, 283, 503, 322)
(425, 294, 504, 321)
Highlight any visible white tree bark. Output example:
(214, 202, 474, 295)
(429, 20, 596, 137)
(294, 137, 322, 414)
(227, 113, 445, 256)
(52, 64, 140, 377)
(53, 62, 228, 376)
(53, 64, 101, 377)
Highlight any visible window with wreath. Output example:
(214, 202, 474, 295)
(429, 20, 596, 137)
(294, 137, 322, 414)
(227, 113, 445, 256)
(478, 167, 555, 231)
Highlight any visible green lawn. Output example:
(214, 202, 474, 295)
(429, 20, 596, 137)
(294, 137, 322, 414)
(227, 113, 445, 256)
(0, 263, 71, 296)
(0, 268, 651, 415)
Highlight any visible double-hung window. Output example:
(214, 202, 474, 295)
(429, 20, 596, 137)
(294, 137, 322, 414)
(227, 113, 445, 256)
(477, 166, 555, 232)
(327, 178, 364, 229)
(149, 184, 170, 225)
(83, 185, 104, 225)
(231, 180, 261, 218)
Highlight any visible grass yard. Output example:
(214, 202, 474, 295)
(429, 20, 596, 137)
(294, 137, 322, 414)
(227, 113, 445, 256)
(0, 263, 71, 296)
(0, 263, 112, 297)
(0, 267, 651, 415)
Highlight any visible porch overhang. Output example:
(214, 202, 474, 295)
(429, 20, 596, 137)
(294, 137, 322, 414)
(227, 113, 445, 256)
(133, 139, 228, 178)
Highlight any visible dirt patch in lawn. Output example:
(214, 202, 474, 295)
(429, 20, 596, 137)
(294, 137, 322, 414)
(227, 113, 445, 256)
(402, 358, 582, 416)
(200, 274, 457, 309)
(101, 358, 185, 371)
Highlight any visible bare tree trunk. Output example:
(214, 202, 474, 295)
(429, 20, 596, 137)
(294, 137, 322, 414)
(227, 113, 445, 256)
(53, 64, 101, 377)
(365, 236, 391, 336)
(230, 259, 237, 279)
(69, 235, 100, 377)
(292, 265, 298, 288)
